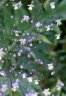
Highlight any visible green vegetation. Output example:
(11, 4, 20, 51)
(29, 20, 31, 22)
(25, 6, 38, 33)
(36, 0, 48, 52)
(0, 0, 66, 95)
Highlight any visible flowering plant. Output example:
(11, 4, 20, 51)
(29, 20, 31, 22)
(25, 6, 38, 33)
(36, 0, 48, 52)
(0, 0, 66, 96)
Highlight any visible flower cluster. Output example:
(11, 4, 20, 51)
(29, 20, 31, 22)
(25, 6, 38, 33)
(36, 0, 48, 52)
(0, 0, 66, 95)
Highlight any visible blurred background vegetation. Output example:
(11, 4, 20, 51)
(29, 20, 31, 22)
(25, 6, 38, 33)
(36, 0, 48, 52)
(0, 0, 66, 96)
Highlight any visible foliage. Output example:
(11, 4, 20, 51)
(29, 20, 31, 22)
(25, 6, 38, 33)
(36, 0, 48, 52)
(0, 0, 66, 96)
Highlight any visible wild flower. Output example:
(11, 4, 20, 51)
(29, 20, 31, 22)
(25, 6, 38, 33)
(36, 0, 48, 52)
(22, 15, 30, 22)
(0, 0, 66, 95)
(34, 80, 39, 85)
(13, 53, 16, 57)
(35, 22, 42, 28)
(56, 19, 62, 26)
(27, 77, 33, 82)
(0, 48, 5, 60)
(51, 71, 55, 75)
(55, 34, 60, 39)
(56, 80, 64, 91)
(20, 65, 24, 69)
(19, 38, 26, 45)
(12, 80, 19, 92)
(42, 88, 51, 96)
(13, 1, 22, 10)
(18, 51, 21, 56)
(13, 30, 21, 36)
(50, 2, 55, 9)
(45, 25, 51, 31)
(47, 63, 54, 70)
(28, 4, 34, 11)
(22, 73, 27, 78)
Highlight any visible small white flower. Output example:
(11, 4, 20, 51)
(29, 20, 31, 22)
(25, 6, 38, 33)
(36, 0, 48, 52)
(19, 38, 26, 45)
(50, 2, 55, 9)
(55, 34, 60, 39)
(15, 33, 19, 36)
(2, 60, 4, 64)
(31, 19, 33, 23)
(26, 32, 29, 36)
(22, 73, 27, 78)
(47, 63, 54, 70)
(45, 25, 51, 31)
(20, 65, 24, 69)
(42, 88, 51, 96)
(0, 48, 5, 60)
(13, 1, 22, 10)
(27, 54, 31, 58)
(27, 77, 33, 82)
(57, 81, 64, 91)
(34, 80, 39, 85)
(22, 15, 30, 22)
(14, 30, 21, 36)
(12, 81, 19, 92)
(18, 51, 21, 56)
(35, 22, 42, 28)
(29, 43, 33, 47)
(56, 19, 62, 26)
(51, 71, 55, 75)
(28, 4, 34, 10)
(13, 54, 16, 57)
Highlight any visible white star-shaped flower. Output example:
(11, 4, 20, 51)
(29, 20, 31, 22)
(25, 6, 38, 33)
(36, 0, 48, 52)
(35, 22, 42, 28)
